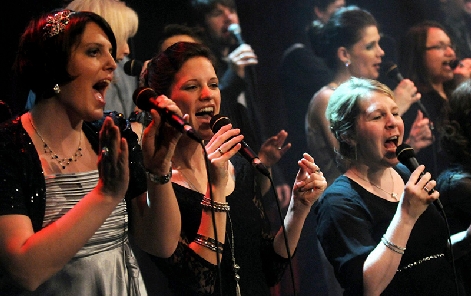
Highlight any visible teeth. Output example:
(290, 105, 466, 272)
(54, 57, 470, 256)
(197, 106, 214, 113)
(389, 136, 398, 140)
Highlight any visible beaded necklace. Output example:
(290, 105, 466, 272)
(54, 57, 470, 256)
(29, 113, 82, 170)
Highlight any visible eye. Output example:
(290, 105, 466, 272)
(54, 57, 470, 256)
(366, 42, 375, 50)
(209, 82, 219, 89)
(184, 84, 198, 91)
(87, 48, 100, 57)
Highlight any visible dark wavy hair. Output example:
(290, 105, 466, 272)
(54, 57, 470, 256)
(190, 0, 236, 26)
(440, 79, 471, 167)
(398, 20, 454, 93)
(317, 5, 377, 71)
(13, 9, 116, 104)
(145, 41, 218, 96)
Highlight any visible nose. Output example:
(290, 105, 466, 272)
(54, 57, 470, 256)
(224, 7, 238, 23)
(386, 113, 398, 129)
(201, 85, 212, 99)
(377, 44, 385, 57)
(106, 52, 117, 72)
(117, 42, 130, 61)
(446, 45, 456, 58)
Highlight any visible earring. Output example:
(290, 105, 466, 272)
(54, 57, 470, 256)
(53, 84, 60, 94)
(345, 60, 351, 68)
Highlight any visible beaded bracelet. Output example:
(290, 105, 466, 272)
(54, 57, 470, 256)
(201, 197, 230, 212)
(146, 166, 172, 184)
(381, 236, 406, 255)
(194, 234, 224, 253)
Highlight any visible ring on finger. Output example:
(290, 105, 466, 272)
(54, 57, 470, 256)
(277, 146, 282, 150)
(217, 147, 224, 155)
(101, 147, 109, 157)
(423, 186, 432, 194)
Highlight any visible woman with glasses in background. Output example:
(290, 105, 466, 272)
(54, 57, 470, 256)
(398, 20, 458, 178)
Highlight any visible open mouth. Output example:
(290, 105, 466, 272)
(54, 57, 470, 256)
(195, 106, 215, 118)
(93, 79, 111, 94)
(385, 135, 399, 149)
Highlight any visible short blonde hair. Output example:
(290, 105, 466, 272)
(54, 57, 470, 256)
(67, 0, 138, 49)
(326, 77, 395, 159)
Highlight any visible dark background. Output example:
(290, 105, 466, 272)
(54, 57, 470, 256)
(2, 0, 446, 130)
(1, 1, 448, 295)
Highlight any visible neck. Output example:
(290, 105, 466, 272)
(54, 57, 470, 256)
(332, 71, 350, 87)
(172, 138, 206, 170)
(431, 82, 447, 99)
(30, 103, 83, 147)
(351, 164, 387, 184)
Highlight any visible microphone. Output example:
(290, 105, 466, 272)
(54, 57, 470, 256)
(396, 143, 435, 194)
(210, 114, 270, 176)
(124, 59, 143, 77)
(228, 23, 245, 45)
(449, 59, 459, 70)
(132, 87, 201, 142)
(382, 61, 431, 119)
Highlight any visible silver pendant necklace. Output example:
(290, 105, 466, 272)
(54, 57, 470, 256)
(352, 168, 398, 201)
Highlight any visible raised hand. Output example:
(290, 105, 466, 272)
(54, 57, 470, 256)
(393, 79, 421, 116)
(401, 165, 439, 220)
(292, 153, 327, 207)
(258, 129, 291, 168)
(141, 95, 183, 173)
(405, 110, 433, 152)
(227, 44, 258, 77)
(205, 123, 243, 187)
(97, 116, 129, 198)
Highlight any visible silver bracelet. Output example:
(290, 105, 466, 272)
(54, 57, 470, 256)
(146, 166, 172, 184)
(381, 236, 406, 255)
(194, 234, 224, 253)
(201, 197, 230, 212)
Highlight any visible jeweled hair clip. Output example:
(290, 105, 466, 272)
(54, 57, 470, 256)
(43, 10, 72, 38)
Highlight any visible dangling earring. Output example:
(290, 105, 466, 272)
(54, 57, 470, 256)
(53, 84, 60, 94)
(345, 60, 351, 68)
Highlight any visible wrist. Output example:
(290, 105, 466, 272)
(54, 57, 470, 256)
(146, 166, 172, 185)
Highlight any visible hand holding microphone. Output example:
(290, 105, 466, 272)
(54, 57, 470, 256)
(396, 143, 442, 214)
(382, 61, 422, 116)
(226, 23, 258, 78)
(132, 87, 201, 141)
(210, 114, 270, 176)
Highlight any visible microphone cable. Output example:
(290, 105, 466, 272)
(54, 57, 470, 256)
(266, 172, 297, 296)
(201, 141, 224, 296)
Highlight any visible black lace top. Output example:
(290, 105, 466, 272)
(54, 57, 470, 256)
(150, 154, 289, 296)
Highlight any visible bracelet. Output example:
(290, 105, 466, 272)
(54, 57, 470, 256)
(146, 166, 172, 184)
(381, 236, 406, 255)
(201, 197, 230, 212)
(194, 234, 224, 253)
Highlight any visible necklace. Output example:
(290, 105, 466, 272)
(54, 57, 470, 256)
(352, 168, 398, 201)
(28, 113, 83, 170)
(227, 213, 241, 296)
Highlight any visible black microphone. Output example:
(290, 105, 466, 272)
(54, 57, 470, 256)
(228, 23, 245, 45)
(123, 59, 143, 77)
(210, 114, 270, 176)
(132, 87, 201, 142)
(449, 59, 459, 70)
(396, 143, 435, 194)
(382, 61, 431, 119)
